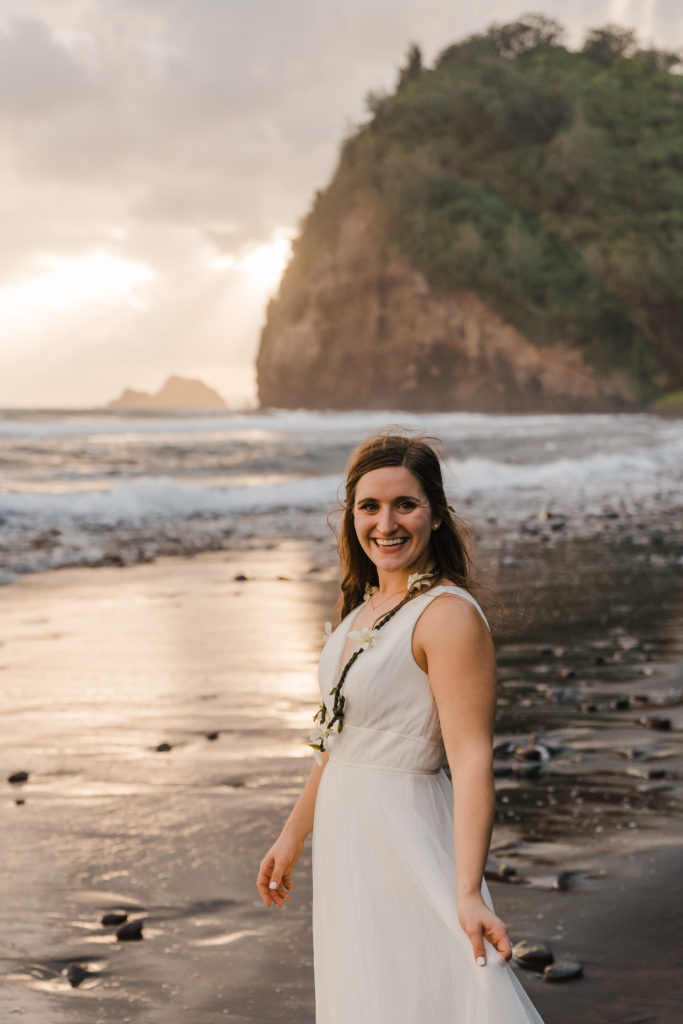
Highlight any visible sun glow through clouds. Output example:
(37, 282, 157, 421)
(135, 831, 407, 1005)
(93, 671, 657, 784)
(0, 249, 157, 336)
(207, 230, 293, 294)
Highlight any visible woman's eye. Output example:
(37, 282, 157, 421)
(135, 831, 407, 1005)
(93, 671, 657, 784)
(359, 502, 378, 512)
(398, 501, 417, 511)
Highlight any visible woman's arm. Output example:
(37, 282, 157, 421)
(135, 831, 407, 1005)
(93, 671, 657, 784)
(256, 750, 329, 908)
(414, 596, 512, 965)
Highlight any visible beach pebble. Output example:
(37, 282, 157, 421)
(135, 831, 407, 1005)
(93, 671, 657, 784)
(155, 742, 173, 752)
(514, 744, 550, 761)
(101, 911, 128, 926)
(553, 870, 583, 892)
(15, 798, 25, 805)
(206, 731, 220, 741)
(621, 746, 649, 760)
(234, 573, 248, 582)
(625, 766, 666, 780)
(493, 740, 516, 758)
(116, 919, 143, 941)
(610, 696, 630, 710)
(559, 667, 576, 679)
(636, 715, 671, 731)
(512, 939, 554, 971)
(7, 771, 28, 784)
(64, 964, 89, 987)
(543, 960, 583, 982)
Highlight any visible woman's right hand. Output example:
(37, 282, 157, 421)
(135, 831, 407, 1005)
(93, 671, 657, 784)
(256, 829, 305, 908)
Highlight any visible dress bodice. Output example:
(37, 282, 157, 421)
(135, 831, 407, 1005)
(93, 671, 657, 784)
(317, 586, 489, 774)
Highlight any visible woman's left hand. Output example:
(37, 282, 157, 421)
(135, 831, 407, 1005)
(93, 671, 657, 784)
(457, 892, 512, 966)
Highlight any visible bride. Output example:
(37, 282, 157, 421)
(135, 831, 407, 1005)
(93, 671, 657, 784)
(257, 431, 546, 1023)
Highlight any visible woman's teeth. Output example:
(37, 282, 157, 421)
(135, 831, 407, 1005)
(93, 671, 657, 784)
(373, 538, 407, 548)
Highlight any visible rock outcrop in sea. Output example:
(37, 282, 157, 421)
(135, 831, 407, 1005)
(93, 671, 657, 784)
(107, 375, 227, 411)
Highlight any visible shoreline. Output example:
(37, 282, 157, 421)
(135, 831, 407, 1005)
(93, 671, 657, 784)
(1, 529, 681, 1022)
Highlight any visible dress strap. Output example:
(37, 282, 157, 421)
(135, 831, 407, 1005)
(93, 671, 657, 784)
(428, 585, 490, 630)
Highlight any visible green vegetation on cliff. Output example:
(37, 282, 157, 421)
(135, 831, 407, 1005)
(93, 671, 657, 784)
(286, 15, 683, 400)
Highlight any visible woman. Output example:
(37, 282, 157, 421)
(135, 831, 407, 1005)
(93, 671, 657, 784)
(257, 432, 546, 1023)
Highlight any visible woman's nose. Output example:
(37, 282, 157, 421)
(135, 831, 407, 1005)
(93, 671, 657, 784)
(377, 506, 397, 533)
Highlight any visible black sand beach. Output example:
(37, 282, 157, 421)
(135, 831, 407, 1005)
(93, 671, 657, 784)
(1, 517, 681, 1023)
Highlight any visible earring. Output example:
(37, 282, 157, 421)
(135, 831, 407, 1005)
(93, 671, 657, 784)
(432, 522, 440, 530)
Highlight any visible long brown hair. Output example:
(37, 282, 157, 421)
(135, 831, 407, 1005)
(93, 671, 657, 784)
(334, 431, 478, 620)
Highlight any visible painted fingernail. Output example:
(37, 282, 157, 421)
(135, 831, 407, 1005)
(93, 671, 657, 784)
(477, 956, 486, 966)
(269, 882, 277, 889)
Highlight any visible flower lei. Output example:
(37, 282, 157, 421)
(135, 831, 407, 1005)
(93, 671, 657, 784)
(308, 569, 439, 763)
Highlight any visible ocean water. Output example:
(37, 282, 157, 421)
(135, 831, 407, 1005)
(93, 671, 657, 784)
(0, 407, 681, 583)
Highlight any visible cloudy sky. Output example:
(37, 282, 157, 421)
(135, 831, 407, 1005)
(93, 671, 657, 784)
(0, 0, 679, 408)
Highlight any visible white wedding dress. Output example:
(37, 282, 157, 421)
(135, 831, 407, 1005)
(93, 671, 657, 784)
(312, 585, 546, 1023)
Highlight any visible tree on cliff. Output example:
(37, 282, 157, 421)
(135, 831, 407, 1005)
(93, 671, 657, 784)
(258, 16, 683, 409)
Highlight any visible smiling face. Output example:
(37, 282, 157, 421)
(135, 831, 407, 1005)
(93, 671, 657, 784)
(353, 466, 437, 583)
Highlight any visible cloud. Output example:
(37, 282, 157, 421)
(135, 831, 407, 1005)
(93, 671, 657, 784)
(0, 15, 91, 116)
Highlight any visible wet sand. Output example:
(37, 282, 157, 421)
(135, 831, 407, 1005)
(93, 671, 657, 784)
(1, 526, 681, 1023)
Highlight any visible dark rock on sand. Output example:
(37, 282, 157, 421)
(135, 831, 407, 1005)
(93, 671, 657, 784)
(514, 744, 550, 761)
(206, 731, 220, 740)
(625, 766, 667, 780)
(8, 771, 29, 783)
(636, 715, 672, 730)
(234, 574, 248, 582)
(15, 798, 25, 805)
(544, 960, 583, 982)
(512, 939, 554, 971)
(156, 742, 173, 751)
(101, 911, 128, 926)
(553, 870, 583, 892)
(484, 862, 521, 884)
(64, 964, 90, 987)
(620, 746, 650, 760)
(116, 919, 143, 941)
(493, 740, 516, 758)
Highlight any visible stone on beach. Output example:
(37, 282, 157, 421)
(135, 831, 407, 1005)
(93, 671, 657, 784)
(553, 870, 583, 892)
(512, 939, 554, 971)
(156, 742, 173, 751)
(7, 771, 29, 783)
(116, 918, 144, 941)
(543, 960, 583, 982)
(101, 911, 128, 926)
(64, 964, 90, 987)
(636, 715, 672, 730)
(514, 743, 550, 761)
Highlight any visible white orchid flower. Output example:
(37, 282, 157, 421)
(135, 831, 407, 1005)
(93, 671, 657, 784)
(407, 571, 434, 591)
(363, 583, 378, 602)
(322, 621, 333, 643)
(348, 625, 379, 650)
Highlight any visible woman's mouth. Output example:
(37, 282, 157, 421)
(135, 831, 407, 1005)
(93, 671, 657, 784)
(372, 537, 408, 549)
